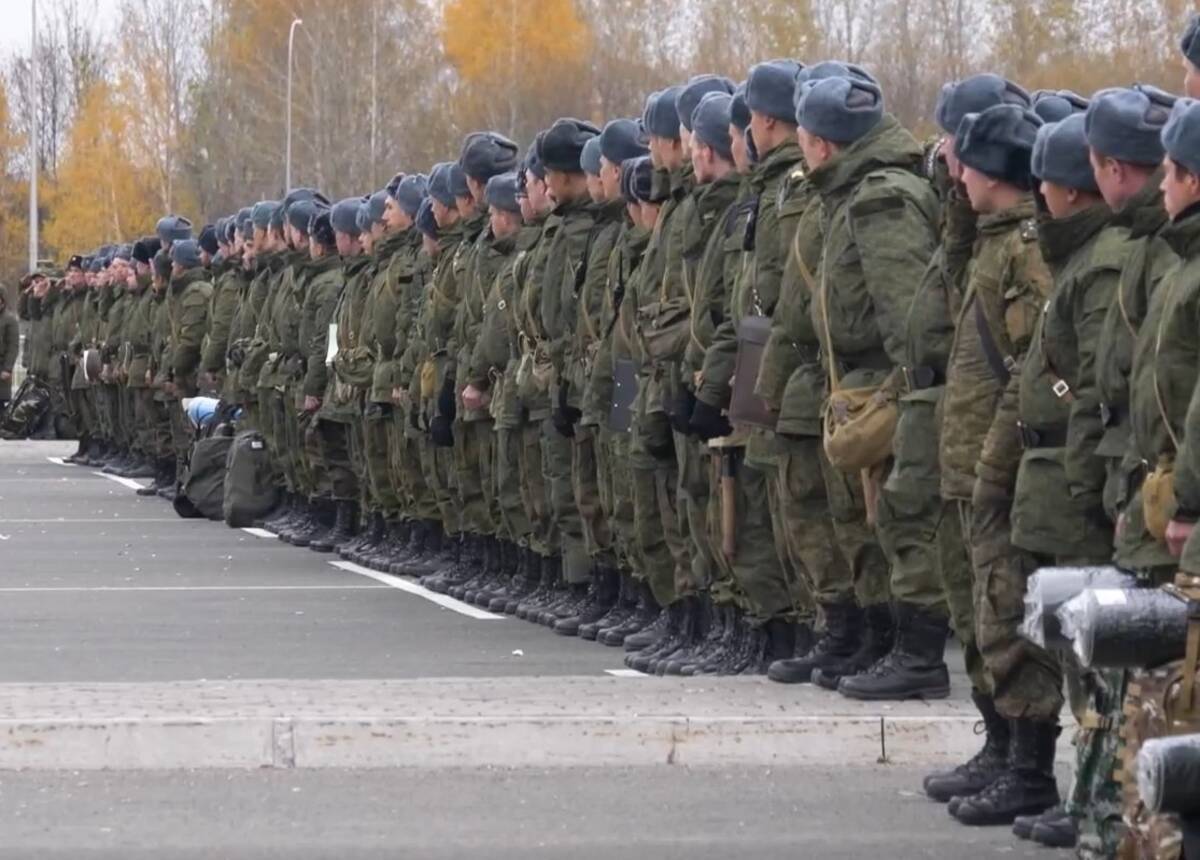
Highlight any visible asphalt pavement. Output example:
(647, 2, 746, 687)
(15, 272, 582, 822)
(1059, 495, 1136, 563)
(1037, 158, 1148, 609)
(0, 439, 1069, 857)
(0, 766, 1066, 860)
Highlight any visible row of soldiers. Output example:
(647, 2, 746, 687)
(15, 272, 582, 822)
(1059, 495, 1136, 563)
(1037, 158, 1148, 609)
(19, 23, 1200, 855)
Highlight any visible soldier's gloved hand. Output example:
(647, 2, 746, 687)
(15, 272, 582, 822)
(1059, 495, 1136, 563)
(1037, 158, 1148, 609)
(689, 399, 732, 442)
(430, 414, 454, 447)
(670, 388, 698, 435)
(552, 406, 579, 438)
(437, 376, 457, 422)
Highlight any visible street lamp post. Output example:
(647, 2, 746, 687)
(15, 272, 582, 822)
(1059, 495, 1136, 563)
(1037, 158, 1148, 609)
(28, 0, 38, 271)
(285, 18, 303, 193)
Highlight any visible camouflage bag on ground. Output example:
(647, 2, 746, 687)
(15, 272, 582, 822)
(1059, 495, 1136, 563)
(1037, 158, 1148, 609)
(0, 377, 51, 439)
(1114, 575, 1200, 860)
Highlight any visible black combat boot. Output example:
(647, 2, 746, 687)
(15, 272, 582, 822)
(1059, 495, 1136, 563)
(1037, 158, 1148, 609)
(838, 603, 951, 700)
(923, 691, 1010, 802)
(766, 599, 863, 683)
(626, 599, 684, 672)
(463, 537, 504, 603)
(555, 565, 620, 637)
(388, 520, 425, 571)
(601, 580, 659, 647)
(420, 533, 467, 591)
(580, 572, 634, 641)
(291, 499, 333, 548)
(485, 543, 526, 612)
(693, 605, 742, 675)
(342, 510, 381, 562)
(759, 616, 798, 670)
(85, 439, 110, 467)
(662, 596, 715, 675)
(102, 448, 133, 474)
(121, 452, 157, 479)
(637, 598, 695, 674)
(1026, 807, 1076, 848)
(64, 436, 90, 464)
(264, 493, 296, 534)
(137, 459, 173, 496)
(813, 603, 895, 689)
(516, 554, 557, 620)
(953, 719, 1060, 826)
(310, 500, 356, 553)
(281, 498, 319, 545)
(620, 586, 669, 651)
(399, 521, 450, 577)
(369, 520, 409, 571)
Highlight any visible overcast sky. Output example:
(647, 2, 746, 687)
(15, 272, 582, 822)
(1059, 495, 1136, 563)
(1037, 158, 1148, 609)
(0, 0, 122, 58)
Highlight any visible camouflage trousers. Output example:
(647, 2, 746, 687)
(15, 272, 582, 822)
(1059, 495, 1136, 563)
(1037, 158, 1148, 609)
(312, 417, 357, 501)
(495, 426, 532, 545)
(453, 418, 497, 537)
(598, 428, 637, 574)
(67, 386, 93, 442)
(965, 493, 1063, 721)
(518, 420, 550, 557)
(420, 433, 459, 536)
(774, 435, 887, 608)
(362, 404, 400, 516)
(571, 425, 615, 566)
(389, 412, 438, 522)
(675, 432, 714, 597)
(264, 389, 292, 493)
(716, 447, 795, 622)
(632, 459, 679, 606)
(542, 419, 589, 584)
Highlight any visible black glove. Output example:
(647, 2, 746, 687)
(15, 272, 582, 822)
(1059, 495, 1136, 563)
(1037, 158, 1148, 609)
(552, 407, 579, 437)
(670, 388, 697, 436)
(430, 414, 454, 447)
(689, 399, 733, 442)
(553, 385, 581, 437)
(437, 376, 457, 421)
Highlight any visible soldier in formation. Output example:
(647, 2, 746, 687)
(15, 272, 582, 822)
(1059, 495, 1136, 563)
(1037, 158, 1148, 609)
(16, 27, 1200, 856)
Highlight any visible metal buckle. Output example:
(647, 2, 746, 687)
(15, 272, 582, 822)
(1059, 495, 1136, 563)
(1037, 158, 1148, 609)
(1052, 379, 1071, 399)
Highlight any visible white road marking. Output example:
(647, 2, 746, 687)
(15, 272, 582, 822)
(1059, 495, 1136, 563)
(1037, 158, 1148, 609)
(329, 560, 505, 620)
(240, 527, 277, 539)
(0, 518, 181, 523)
(45, 457, 70, 466)
(605, 669, 649, 678)
(0, 585, 388, 593)
(92, 471, 149, 491)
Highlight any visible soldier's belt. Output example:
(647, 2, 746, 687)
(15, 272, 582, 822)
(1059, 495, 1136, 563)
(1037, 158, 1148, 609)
(1017, 421, 1068, 450)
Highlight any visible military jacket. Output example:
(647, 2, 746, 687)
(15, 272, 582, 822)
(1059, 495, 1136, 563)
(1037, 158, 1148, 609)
(698, 141, 805, 411)
(201, 253, 244, 376)
(940, 198, 1052, 497)
(361, 229, 415, 403)
(1094, 170, 1176, 466)
(1021, 205, 1127, 491)
(457, 223, 516, 422)
(320, 254, 373, 421)
(165, 268, 213, 397)
(514, 213, 560, 420)
(299, 254, 343, 400)
(123, 282, 156, 389)
(807, 116, 938, 394)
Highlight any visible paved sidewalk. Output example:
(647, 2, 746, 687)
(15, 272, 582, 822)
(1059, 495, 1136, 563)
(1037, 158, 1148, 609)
(0, 675, 1001, 769)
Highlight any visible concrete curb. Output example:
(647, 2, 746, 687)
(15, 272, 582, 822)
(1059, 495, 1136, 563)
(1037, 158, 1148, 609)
(0, 676, 1039, 770)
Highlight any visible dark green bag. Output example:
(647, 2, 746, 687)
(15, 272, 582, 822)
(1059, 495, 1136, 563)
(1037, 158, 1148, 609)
(179, 435, 233, 520)
(222, 430, 279, 527)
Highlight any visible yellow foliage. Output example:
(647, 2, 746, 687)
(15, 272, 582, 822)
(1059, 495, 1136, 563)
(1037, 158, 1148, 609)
(442, 0, 590, 86)
(43, 83, 162, 256)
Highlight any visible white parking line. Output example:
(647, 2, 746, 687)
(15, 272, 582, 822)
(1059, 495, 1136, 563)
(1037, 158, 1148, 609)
(605, 669, 649, 678)
(0, 585, 389, 592)
(0, 518, 181, 523)
(241, 527, 277, 539)
(92, 471, 149, 491)
(45, 456, 70, 465)
(329, 560, 505, 620)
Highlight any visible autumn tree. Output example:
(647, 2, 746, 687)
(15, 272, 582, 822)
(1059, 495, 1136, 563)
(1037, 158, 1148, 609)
(42, 82, 160, 256)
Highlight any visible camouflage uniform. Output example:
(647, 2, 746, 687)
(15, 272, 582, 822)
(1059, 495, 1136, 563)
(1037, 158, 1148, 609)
(165, 267, 213, 470)
(941, 197, 1057, 719)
